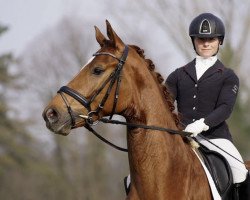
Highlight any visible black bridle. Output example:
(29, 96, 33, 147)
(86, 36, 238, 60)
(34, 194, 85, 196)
(58, 45, 129, 127)
(57, 45, 192, 152)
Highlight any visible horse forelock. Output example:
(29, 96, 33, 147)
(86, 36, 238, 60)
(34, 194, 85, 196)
(129, 45, 181, 128)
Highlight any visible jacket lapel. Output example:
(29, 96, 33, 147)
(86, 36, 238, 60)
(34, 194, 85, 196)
(198, 60, 225, 82)
(183, 59, 197, 82)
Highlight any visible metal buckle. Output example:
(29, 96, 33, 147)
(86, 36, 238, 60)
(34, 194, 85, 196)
(79, 111, 99, 126)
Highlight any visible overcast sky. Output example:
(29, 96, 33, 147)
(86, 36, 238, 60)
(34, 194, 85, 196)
(0, 0, 103, 55)
(0, 0, 58, 54)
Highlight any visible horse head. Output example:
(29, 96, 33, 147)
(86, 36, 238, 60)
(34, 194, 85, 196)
(42, 20, 146, 135)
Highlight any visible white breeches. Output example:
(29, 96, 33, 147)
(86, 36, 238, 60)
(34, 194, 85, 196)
(196, 136, 248, 183)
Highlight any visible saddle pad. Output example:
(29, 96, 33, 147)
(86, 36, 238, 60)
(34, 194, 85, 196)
(192, 149, 222, 200)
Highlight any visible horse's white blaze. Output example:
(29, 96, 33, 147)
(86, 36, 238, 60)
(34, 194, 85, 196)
(80, 56, 95, 71)
(71, 57, 94, 80)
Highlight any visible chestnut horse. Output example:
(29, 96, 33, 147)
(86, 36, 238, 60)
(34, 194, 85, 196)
(43, 21, 212, 199)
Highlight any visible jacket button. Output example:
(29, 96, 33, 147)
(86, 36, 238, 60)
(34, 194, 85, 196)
(193, 95, 197, 98)
(195, 84, 198, 87)
(193, 107, 196, 110)
(192, 119, 195, 122)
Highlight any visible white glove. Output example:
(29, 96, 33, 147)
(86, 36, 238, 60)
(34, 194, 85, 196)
(184, 118, 209, 137)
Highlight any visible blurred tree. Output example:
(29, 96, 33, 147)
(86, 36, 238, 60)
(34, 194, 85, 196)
(0, 24, 32, 173)
(0, 24, 36, 198)
(0, 24, 70, 200)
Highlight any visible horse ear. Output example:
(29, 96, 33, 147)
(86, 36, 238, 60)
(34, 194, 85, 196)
(95, 26, 107, 47)
(106, 20, 124, 50)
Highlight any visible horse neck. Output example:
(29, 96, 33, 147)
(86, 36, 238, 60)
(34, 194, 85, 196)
(124, 66, 190, 193)
(125, 75, 184, 156)
(125, 65, 178, 134)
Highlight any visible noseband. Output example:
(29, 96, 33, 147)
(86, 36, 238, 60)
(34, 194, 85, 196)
(57, 45, 129, 127)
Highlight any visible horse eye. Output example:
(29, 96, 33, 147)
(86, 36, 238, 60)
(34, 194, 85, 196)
(92, 66, 104, 75)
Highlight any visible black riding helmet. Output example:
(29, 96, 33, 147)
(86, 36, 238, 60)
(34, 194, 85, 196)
(189, 13, 225, 55)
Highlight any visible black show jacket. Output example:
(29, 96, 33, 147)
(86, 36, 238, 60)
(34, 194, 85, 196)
(166, 59, 239, 141)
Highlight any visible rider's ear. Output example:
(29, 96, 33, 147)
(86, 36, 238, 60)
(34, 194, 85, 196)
(95, 26, 107, 47)
(106, 20, 124, 51)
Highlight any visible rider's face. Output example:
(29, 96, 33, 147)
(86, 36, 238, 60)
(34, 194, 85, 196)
(194, 37, 220, 58)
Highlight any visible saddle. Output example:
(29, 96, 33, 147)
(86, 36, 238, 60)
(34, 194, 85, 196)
(198, 144, 234, 200)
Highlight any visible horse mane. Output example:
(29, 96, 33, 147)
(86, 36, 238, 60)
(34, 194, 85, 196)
(129, 45, 181, 129)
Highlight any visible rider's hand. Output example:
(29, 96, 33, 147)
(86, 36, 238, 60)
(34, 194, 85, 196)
(184, 118, 209, 137)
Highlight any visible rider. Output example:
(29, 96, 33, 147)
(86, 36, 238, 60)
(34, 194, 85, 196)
(166, 13, 249, 199)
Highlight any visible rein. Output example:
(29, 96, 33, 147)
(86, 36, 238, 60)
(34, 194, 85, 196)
(80, 117, 192, 152)
(95, 116, 246, 165)
(80, 115, 248, 165)
(90, 118, 192, 152)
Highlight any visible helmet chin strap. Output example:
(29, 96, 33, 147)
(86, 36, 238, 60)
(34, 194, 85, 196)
(214, 45, 220, 56)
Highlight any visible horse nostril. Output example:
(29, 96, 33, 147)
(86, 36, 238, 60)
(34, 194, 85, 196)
(45, 108, 59, 123)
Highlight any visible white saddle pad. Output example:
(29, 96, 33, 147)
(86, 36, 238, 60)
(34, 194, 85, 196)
(193, 149, 222, 200)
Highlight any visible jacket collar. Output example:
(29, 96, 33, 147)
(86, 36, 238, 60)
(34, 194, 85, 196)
(183, 59, 225, 82)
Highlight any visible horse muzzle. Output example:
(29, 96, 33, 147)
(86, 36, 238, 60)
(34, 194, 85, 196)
(42, 107, 72, 135)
